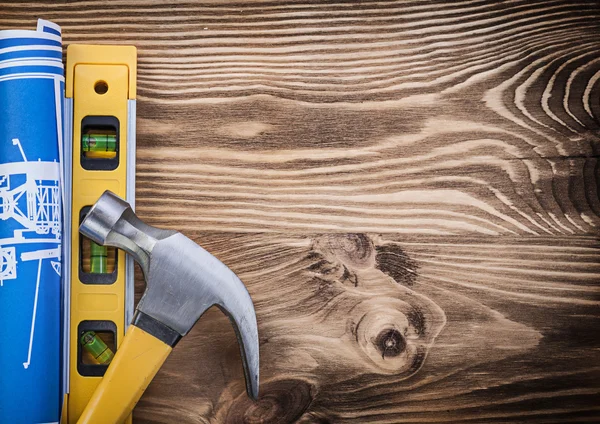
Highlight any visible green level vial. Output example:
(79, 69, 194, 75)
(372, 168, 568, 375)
(82, 134, 116, 152)
(80, 331, 114, 365)
(89, 241, 108, 274)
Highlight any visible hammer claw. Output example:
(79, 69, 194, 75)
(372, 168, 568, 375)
(218, 303, 260, 400)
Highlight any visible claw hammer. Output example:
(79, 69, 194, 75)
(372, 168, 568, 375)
(75, 190, 259, 423)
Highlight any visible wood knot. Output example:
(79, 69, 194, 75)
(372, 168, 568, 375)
(313, 233, 375, 270)
(352, 297, 443, 375)
(225, 379, 314, 424)
(354, 303, 413, 372)
(375, 328, 406, 358)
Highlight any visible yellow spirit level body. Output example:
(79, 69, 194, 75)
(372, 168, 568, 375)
(62, 44, 136, 424)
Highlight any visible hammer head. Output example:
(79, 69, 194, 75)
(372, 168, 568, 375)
(80, 190, 259, 399)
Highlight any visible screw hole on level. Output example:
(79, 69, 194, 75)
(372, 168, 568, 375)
(94, 81, 108, 95)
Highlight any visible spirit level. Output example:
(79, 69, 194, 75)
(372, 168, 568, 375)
(62, 44, 136, 424)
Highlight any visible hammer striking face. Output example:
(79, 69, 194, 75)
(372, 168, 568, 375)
(76, 190, 259, 424)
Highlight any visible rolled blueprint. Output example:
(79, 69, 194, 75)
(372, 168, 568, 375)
(0, 19, 63, 422)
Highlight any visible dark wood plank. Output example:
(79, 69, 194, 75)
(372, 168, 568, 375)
(134, 233, 600, 423)
(2, 0, 600, 235)
(2, 1, 599, 422)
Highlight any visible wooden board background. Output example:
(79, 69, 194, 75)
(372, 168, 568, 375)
(2, 1, 600, 422)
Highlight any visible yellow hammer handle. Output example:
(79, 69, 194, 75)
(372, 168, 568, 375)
(77, 325, 172, 424)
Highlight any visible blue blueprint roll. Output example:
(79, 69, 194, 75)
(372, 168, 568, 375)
(0, 19, 63, 423)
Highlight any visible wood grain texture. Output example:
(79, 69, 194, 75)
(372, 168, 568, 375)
(2, 0, 600, 422)
(133, 233, 600, 423)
